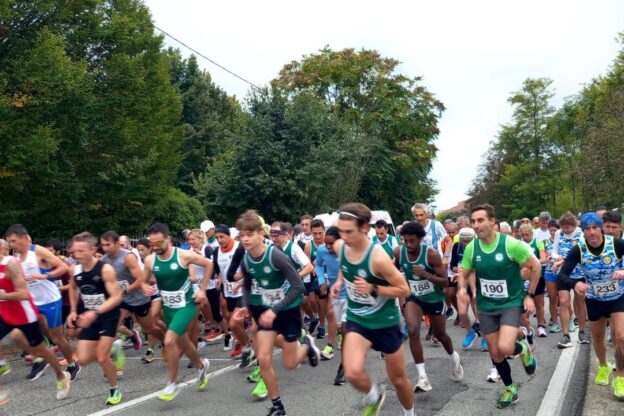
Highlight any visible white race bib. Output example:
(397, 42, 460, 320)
(344, 280, 376, 305)
(592, 280, 619, 298)
(303, 274, 311, 283)
(480, 279, 509, 299)
(224, 281, 239, 297)
(118, 280, 129, 293)
(206, 278, 216, 290)
(161, 289, 186, 308)
(81, 293, 105, 310)
(409, 280, 434, 297)
(261, 288, 285, 306)
(251, 280, 262, 295)
(26, 278, 40, 288)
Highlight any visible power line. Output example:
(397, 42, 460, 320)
(153, 25, 260, 90)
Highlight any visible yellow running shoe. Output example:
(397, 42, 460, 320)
(595, 364, 610, 386)
(612, 376, 624, 400)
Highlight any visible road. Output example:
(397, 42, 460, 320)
(0, 301, 603, 416)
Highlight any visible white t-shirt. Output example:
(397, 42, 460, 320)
(533, 228, 550, 243)
(422, 220, 447, 255)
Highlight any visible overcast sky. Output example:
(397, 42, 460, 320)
(145, 0, 623, 212)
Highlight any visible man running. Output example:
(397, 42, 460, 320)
(233, 210, 320, 416)
(141, 223, 211, 401)
(331, 203, 414, 416)
(558, 212, 624, 398)
(395, 221, 463, 393)
(459, 204, 540, 409)
(305, 219, 329, 339)
(372, 220, 399, 259)
(5, 225, 79, 381)
(0, 249, 70, 402)
(100, 231, 163, 362)
(67, 232, 124, 405)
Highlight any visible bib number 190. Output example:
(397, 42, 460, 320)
(480, 279, 509, 299)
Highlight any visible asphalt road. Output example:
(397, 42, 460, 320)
(0, 299, 589, 416)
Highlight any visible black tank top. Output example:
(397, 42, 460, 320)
(75, 260, 119, 321)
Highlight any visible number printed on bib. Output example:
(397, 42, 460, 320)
(160, 289, 186, 308)
(409, 280, 434, 297)
(344, 280, 376, 305)
(118, 280, 129, 293)
(26, 278, 39, 288)
(592, 280, 619, 297)
(479, 279, 509, 299)
(81, 293, 105, 310)
(261, 288, 285, 307)
(224, 281, 239, 297)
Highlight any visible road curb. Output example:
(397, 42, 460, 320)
(536, 331, 590, 416)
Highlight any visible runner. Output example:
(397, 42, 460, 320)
(67, 232, 123, 405)
(442, 221, 460, 322)
(201, 220, 219, 250)
(395, 221, 463, 393)
(294, 215, 314, 248)
(0, 249, 70, 402)
(100, 231, 164, 360)
(603, 211, 623, 239)
(232, 210, 320, 416)
(518, 223, 548, 339)
(544, 220, 561, 333)
(372, 220, 399, 259)
(557, 212, 624, 398)
(331, 203, 414, 416)
(141, 223, 212, 401)
(459, 204, 540, 409)
(305, 219, 329, 339)
(551, 212, 589, 347)
(5, 225, 80, 381)
(315, 227, 345, 382)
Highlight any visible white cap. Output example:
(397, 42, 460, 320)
(229, 228, 239, 239)
(458, 227, 476, 240)
(200, 220, 215, 232)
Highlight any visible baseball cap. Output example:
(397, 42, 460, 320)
(200, 220, 215, 232)
(458, 227, 476, 240)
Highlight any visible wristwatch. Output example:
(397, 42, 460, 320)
(527, 292, 536, 299)
(371, 284, 378, 296)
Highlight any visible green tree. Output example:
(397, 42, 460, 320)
(275, 47, 443, 220)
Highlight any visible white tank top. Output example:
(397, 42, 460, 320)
(219, 241, 242, 299)
(21, 245, 61, 306)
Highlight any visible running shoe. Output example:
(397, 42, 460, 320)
(223, 333, 233, 351)
(557, 334, 573, 349)
(157, 382, 179, 401)
(612, 376, 624, 399)
(111, 339, 126, 374)
(496, 385, 518, 409)
(362, 383, 386, 416)
(446, 306, 457, 321)
(131, 329, 142, 350)
(519, 341, 537, 375)
(549, 322, 561, 333)
(105, 387, 122, 405)
(266, 403, 286, 415)
(251, 377, 268, 399)
(321, 344, 335, 360)
(308, 319, 319, 336)
(472, 321, 481, 336)
(487, 367, 500, 382)
(67, 362, 81, 382)
(450, 352, 464, 381)
(141, 348, 155, 364)
(56, 371, 71, 400)
(240, 348, 256, 368)
(0, 363, 11, 377)
(316, 326, 326, 339)
(568, 320, 577, 333)
(481, 338, 488, 352)
(247, 366, 261, 383)
(595, 364, 611, 386)
(414, 375, 432, 392)
(204, 329, 224, 343)
(537, 326, 548, 338)
(26, 359, 49, 381)
(462, 330, 477, 349)
(303, 334, 320, 367)
(197, 358, 210, 390)
(334, 367, 346, 386)
(578, 330, 590, 344)
(527, 327, 536, 352)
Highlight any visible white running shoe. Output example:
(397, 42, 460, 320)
(487, 367, 500, 383)
(56, 371, 71, 400)
(537, 326, 548, 338)
(450, 352, 464, 381)
(414, 375, 432, 392)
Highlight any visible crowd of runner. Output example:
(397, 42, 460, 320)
(0, 202, 622, 415)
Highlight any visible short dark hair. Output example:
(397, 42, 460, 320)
(325, 226, 340, 238)
(310, 219, 325, 230)
(136, 238, 150, 248)
(470, 204, 496, 220)
(300, 214, 314, 222)
(400, 221, 426, 238)
(45, 239, 64, 252)
(5, 224, 28, 237)
(595, 205, 608, 211)
(280, 222, 294, 234)
(603, 210, 622, 224)
(100, 230, 120, 242)
(147, 222, 170, 237)
(548, 220, 560, 229)
(374, 219, 388, 229)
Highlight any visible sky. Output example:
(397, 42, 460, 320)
(144, 0, 623, 212)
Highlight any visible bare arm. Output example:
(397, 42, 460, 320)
(124, 252, 144, 292)
(35, 245, 69, 279)
(181, 250, 213, 292)
(98, 264, 122, 314)
(141, 255, 157, 285)
(370, 246, 410, 298)
(0, 258, 30, 301)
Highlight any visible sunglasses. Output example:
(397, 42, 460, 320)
(149, 239, 166, 248)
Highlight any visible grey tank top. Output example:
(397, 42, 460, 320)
(102, 248, 149, 306)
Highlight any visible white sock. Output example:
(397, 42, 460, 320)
(449, 351, 459, 363)
(416, 363, 426, 377)
(403, 407, 415, 416)
(366, 383, 380, 404)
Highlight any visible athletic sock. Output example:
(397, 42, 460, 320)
(366, 383, 380, 404)
(403, 407, 415, 416)
(416, 363, 426, 377)
(110, 385, 119, 396)
(271, 396, 284, 409)
(493, 359, 513, 386)
(449, 351, 459, 363)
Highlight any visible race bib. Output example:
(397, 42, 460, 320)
(251, 280, 262, 295)
(55, 279, 63, 288)
(195, 276, 204, 287)
(118, 280, 129, 293)
(592, 280, 619, 297)
(161, 289, 186, 308)
(409, 280, 434, 297)
(81, 293, 105, 310)
(206, 278, 216, 290)
(344, 280, 376, 305)
(480, 279, 509, 299)
(224, 281, 239, 297)
(261, 288, 285, 306)
(26, 278, 40, 288)
(303, 274, 311, 283)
